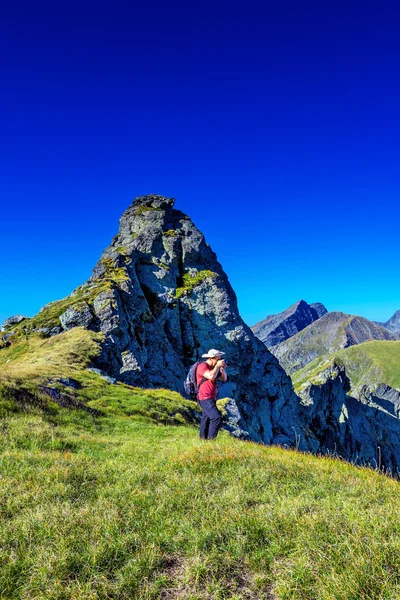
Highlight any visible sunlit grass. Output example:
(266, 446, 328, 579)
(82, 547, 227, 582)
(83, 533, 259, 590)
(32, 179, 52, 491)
(293, 339, 400, 393)
(1, 404, 400, 599)
(2, 326, 400, 598)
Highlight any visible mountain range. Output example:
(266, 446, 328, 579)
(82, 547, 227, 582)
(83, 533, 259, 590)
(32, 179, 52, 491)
(2, 194, 400, 474)
(270, 310, 397, 374)
(252, 300, 400, 375)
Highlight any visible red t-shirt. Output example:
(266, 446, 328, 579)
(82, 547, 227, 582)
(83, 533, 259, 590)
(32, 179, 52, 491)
(196, 362, 217, 400)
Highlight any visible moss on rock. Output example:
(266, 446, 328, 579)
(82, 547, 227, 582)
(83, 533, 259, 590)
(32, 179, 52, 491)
(135, 206, 163, 215)
(175, 270, 219, 299)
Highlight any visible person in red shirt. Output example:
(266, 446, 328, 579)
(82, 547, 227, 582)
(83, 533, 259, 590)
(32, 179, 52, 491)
(196, 348, 228, 440)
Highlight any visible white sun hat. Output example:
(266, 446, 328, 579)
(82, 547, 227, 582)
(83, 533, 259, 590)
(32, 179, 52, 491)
(201, 348, 225, 358)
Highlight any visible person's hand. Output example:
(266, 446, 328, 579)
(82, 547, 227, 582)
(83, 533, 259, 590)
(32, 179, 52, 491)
(216, 359, 226, 368)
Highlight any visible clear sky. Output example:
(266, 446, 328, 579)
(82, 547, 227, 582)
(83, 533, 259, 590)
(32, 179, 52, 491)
(1, 1, 399, 328)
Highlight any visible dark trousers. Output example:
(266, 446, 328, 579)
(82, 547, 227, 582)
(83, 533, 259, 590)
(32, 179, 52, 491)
(199, 398, 223, 440)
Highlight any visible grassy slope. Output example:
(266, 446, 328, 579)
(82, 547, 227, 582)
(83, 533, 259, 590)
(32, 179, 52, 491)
(2, 406, 400, 600)
(292, 340, 400, 394)
(0, 328, 197, 425)
(2, 331, 400, 598)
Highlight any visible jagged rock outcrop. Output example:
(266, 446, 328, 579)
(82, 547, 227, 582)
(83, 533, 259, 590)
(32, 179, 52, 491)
(272, 311, 397, 374)
(251, 299, 327, 347)
(60, 304, 94, 330)
(297, 362, 400, 474)
(357, 383, 400, 419)
(49, 194, 308, 448)
(1, 315, 26, 331)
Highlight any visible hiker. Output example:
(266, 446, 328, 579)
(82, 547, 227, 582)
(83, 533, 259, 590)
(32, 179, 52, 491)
(196, 349, 227, 440)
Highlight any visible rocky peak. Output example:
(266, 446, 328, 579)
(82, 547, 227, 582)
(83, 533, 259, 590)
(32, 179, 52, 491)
(310, 302, 328, 318)
(251, 299, 327, 347)
(119, 194, 176, 230)
(133, 194, 175, 210)
(26, 194, 305, 448)
(384, 310, 400, 334)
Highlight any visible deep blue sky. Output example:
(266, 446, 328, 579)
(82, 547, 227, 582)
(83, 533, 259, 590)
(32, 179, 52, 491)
(1, 1, 399, 327)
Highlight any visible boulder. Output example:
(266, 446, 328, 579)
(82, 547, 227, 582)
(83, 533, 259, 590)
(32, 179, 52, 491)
(59, 303, 93, 330)
(1, 315, 26, 331)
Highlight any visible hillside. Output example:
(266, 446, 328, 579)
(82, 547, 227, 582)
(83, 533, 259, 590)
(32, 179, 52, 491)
(2, 390, 400, 599)
(292, 340, 400, 393)
(271, 311, 396, 375)
(2, 196, 400, 599)
(0, 327, 198, 425)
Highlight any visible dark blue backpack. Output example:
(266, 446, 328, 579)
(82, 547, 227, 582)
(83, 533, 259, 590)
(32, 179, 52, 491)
(184, 360, 206, 399)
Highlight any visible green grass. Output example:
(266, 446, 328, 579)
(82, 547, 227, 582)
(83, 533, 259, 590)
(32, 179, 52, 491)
(1, 404, 400, 599)
(0, 327, 197, 427)
(2, 322, 400, 598)
(292, 340, 400, 393)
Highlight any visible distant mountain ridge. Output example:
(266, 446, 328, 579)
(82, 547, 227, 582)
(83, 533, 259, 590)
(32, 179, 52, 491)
(270, 311, 397, 375)
(252, 300, 399, 375)
(292, 340, 400, 401)
(251, 299, 327, 347)
(376, 310, 400, 334)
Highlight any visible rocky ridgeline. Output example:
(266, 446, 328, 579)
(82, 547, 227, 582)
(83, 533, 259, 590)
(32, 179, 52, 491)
(297, 362, 400, 474)
(377, 310, 400, 335)
(272, 311, 397, 375)
(251, 299, 327, 347)
(3, 194, 400, 473)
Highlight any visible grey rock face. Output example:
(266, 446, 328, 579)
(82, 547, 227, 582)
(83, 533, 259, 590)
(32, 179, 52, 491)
(298, 363, 400, 474)
(60, 303, 94, 330)
(1, 332, 16, 343)
(251, 300, 327, 347)
(50, 326, 62, 336)
(357, 383, 400, 419)
(54, 194, 309, 450)
(272, 311, 397, 375)
(1, 315, 26, 331)
(218, 398, 249, 438)
(310, 302, 328, 318)
(87, 367, 118, 384)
